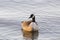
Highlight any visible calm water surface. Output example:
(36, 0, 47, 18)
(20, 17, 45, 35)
(0, 0, 60, 40)
(0, 15, 60, 40)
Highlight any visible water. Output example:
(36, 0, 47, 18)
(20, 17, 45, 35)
(0, 0, 60, 40)
(0, 16, 60, 40)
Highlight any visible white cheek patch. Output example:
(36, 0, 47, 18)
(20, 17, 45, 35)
(32, 16, 35, 18)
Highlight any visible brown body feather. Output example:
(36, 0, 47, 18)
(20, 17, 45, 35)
(21, 20, 33, 31)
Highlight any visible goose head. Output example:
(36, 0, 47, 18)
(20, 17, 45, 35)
(29, 14, 34, 18)
(29, 14, 35, 22)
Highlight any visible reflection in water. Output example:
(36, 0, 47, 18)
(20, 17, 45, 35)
(22, 30, 39, 40)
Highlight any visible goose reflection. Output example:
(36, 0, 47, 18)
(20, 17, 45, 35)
(22, 30, 39, 40)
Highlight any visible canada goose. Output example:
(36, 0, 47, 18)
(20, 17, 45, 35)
(21, 14, 38, 32)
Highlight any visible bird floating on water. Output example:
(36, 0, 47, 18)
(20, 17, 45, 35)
(21, 14, 38, 32)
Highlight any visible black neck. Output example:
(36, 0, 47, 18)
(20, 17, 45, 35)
(32, 16, 35, 22)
